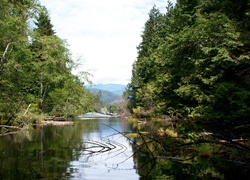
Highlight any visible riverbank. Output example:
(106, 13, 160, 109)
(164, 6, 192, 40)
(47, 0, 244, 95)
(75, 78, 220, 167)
(36, 120, 74, 126)
(0, 120, 74, 137)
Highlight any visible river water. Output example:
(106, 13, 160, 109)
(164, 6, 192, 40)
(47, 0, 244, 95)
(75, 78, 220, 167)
(1, 116, 248, 179)
(0, 117, 140, 180)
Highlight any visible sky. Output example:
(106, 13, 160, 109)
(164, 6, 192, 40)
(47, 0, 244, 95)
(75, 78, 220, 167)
(40, 0, 176, 85)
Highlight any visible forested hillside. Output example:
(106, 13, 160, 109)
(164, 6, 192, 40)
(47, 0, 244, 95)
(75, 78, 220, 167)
(86, 84, 126, 95)
(128, 0, 250, 124)
(87, 88, 120, 104)
(0, 0, 98, 125)
(126, 1, 250, 177)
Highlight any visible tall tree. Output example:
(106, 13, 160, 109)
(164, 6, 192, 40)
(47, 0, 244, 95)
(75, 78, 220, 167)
(31, 6, 69, 112)
(126, 1, 250, 177)
(30, 6, 98, 116)
(127, 0, 250, 123)
(34, 6, 55, 36)
(0, 0, 37, 123)
(0, 1, 98, 124)
(128, 5, 167, 114)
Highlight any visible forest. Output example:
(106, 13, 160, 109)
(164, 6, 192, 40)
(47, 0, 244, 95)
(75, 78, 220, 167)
(1, 0, 250, 178)
(0, 0, 99, 126)
(126, 0, 250, 178)
(128, 0, 250, 123)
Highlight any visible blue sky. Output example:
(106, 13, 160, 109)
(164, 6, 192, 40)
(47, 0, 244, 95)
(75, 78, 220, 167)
(40, 0, 176, 85)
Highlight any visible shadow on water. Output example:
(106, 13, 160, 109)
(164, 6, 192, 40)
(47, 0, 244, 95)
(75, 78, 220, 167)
(128, 119, 250, 180)
(0, 117, 140, 180)
(2, 114, 247, 179)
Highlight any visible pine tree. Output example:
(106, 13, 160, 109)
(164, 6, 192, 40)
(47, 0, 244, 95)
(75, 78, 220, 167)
(128, 0, 250, 122)
(34, 6, 55, 36)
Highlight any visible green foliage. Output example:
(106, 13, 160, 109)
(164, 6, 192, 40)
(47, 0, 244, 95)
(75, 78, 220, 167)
(127, 2, 250, 177)
(106, 104, 119, 113)
(0, 0, 36, 123)
(132, 106, 152, 119)
(0, 0, 98, 124)
(208, 82, 250, 122)
(34, 6, 55, 36)
(127, 0, 250, 123)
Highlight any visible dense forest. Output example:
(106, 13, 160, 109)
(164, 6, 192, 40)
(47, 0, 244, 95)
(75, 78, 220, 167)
(126, 0, 250, 178)
(128, 0, 250, 132)
(1, 0, 250, 178)
(0, 0, 99, 126)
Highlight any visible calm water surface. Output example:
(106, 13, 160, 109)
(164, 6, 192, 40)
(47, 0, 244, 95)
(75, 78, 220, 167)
(0, 117, 140, 180)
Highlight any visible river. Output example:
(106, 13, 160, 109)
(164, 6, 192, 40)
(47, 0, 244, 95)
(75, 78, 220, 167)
(0, 117, 140, 180)
(1, 115, 246, 179)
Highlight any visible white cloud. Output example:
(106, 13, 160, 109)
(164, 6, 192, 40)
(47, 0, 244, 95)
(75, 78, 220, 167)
(40, 0, 176, 85)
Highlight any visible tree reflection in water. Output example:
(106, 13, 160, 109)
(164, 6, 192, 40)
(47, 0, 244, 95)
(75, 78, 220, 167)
(127, 120, 250, 180)
(1, 118, 249, 179)
(0, 118, 139, 180)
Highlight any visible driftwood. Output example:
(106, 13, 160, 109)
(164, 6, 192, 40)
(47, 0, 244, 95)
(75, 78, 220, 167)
(144, 155, 185, 162)
(178, 139, 250, 151)
(0, 131, 19, 136)
(45, 116, 66, 121)
(39, 140, 118, 155)
(0, 125, 21, 129)
(23, 104, 31, 116)
(234, 124, 250, 129)
(38, 121, 74, 126)
(0, 125, 22, 136)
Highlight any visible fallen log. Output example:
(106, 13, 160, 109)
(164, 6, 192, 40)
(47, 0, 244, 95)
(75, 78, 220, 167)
(0, 131, 19, 136)
(44, 116, 66, 121)
(0, 125, 21, 129)
(37, 120, 74, 126)
(0, 125, 22, 136)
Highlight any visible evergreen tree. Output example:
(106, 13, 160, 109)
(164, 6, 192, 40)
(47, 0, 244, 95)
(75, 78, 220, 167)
(127, 1, 250, 175)
(128, 5, 167, 114)
(127, 0, 250, 123)
(0, 0, 98, 124)
(31, 6, 97, 115)
(34, 6, 55, 36)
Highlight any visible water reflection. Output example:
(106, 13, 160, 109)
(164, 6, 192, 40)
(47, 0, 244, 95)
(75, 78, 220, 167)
(0, 118, 139, 180)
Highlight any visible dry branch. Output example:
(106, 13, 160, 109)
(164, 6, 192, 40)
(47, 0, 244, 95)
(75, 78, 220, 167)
(23, 104, 31, 116)
(0, 125, 21, 129)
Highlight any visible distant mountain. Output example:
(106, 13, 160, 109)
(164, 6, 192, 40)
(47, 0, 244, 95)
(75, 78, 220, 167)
(86, 84, 126, 96)
(87, 88, 121, 104)
(112, 89, 125, 96)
